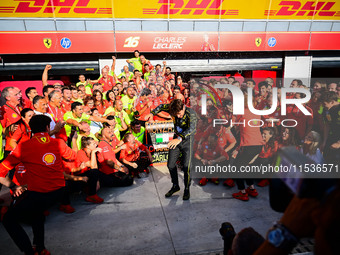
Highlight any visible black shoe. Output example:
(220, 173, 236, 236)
(165, 185, 180, 198)
(183, 189, 190, 200)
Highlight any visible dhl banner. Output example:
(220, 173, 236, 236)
(1, 31, 340, 54)
(0, 0, 339, 20)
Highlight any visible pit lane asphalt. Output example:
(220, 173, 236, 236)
(0, 165, 282, 255)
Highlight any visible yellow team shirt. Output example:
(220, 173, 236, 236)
(104, 107, 131, 126)
(63, 111, 91, 137)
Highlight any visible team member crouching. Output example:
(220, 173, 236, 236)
(76, 137, 103, 203)
(120, 133, 153, 178)
(60, 137, 104, 213)
(194, 134, 230, 186)
(0, 115, 77, 255)
(97, 126, 133, 187)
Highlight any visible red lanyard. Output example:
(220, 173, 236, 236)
(5, 103, 21, 116)
(48, 104, 59, 122)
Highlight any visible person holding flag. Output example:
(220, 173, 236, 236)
(146, 99, 197, 200)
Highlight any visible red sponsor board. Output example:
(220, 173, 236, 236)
(0, 32, 115, 54)
(219, 32, 311, 51)
(1, 31, 340, 54)
(310, 32, 340, 50)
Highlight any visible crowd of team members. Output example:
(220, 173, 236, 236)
(192, 77, 340, 201)
(0, 50, 339, 215)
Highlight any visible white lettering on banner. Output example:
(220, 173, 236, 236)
(124, 37, 140, 48)
(154, 37, 186, 43)
(153, 37, 187, 49)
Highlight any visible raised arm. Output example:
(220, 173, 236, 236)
(42, 64, 52, 86)
(111, 56, 116, 73)
(162, 61, 166, 76)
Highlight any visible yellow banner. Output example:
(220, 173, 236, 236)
(0, 0, 339, 20)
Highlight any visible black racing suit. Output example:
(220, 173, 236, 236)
(151, 104, 197, 189)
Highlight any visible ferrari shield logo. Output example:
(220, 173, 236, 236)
(43, 38, 52, 49)
(41, 137, 47, 143)
(255, 37, 262, 47)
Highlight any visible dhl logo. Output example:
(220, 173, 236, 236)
(265, 1, 339, 17)
(0, 0, 111, 14)
(0, 0, 338, 18)
(143, 0, 339, 17)
(143, 0, 239, 16)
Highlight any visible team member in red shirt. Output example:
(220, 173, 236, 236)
(97, 126, 133, 187)
(60, 137, 104, 213)
(286, 102, 313, 141)
(231, 99, 264, 201)
(8, 108, 33, 150)
(98, 68, 115, 92)
(183, 88, 190, 106)
(164, 66, 175, 81)
(106, 89, 116, 108)
(24, 87, 38, 110)
(47, 90, 68, 141)
(151, 90, 172, 121)
(197, 105, 237, 186)
(194, 133, 231, 185)
(3, 108, 34, 192)
(135, 88, 153, 122)
(253, 127, 279, 187)
(260, 92, 282, 128)
(0, 115, 77, 255)
(155, 61, 166, 78)
(140, 55, 154, 74)
(61, 87, 72, 112)
(0, 87, 24, 199)
(93, 90, 108, 115)
(75, 138, 103, 203)
(255, 81, 269, 109)
(204, 125, 237, 186)
(42, 85, 54, 103)
(119, 133, 153, 178)
(0, 87, 22, 129)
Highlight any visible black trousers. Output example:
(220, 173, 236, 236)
(124, 157, 152, 176)
(234, 145, 263, 190)
(98, 171, 133, 187)
(167, 136, 194, 189)
(2, 188, 65, 255)
(61, 169, 100, 205)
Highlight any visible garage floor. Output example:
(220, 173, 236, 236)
(0, 165, 282, 255)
